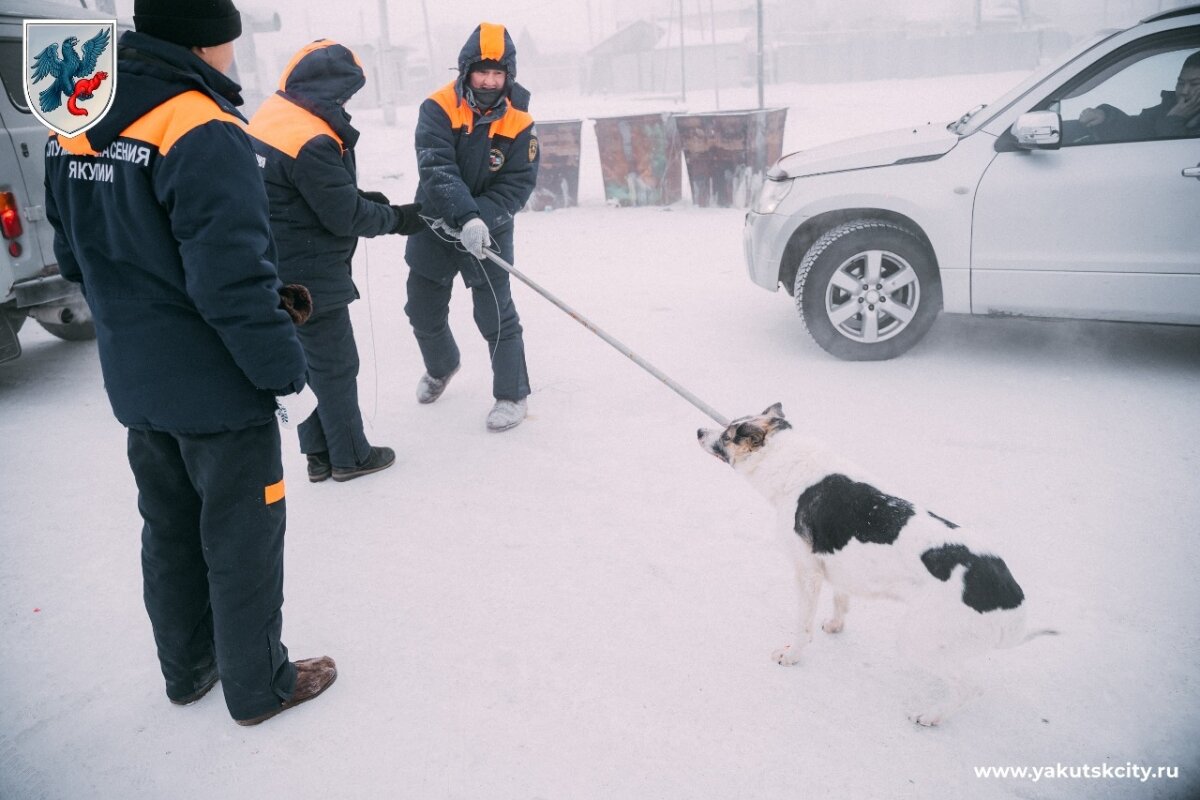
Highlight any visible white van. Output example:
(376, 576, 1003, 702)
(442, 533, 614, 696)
(0, 0, 112, 362)
(743, 5, 1200, 360)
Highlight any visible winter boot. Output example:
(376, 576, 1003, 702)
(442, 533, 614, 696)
(234, 655, 337, 726)
(168, 665, 219, 706)
(486, 398, 527, 432)
(416, 365, 459, 404)
(331, 446, 396, 482)
(306, 452, 332, 483)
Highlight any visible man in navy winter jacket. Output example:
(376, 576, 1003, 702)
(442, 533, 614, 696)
(249, 40, 423, 483)
(43, 0, 335, 725)
(404, 22, 540, 432)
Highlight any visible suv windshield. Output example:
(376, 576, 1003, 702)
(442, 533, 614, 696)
(955, 30, 1118, 135)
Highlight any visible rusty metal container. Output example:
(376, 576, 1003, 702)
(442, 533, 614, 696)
(674, 107, 788, 207)
(528, 119, 583, 211)
(591, 112, 682, 207)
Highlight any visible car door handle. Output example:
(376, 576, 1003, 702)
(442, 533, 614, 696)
(1184, 165, 1200, 179)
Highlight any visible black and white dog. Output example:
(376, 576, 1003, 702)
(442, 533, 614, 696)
(698, 404, 1051, 726)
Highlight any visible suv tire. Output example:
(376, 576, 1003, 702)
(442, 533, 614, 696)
(795, 219, 941, 361)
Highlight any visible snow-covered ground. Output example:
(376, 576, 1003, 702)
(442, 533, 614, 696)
(3, 70, 1200, 800)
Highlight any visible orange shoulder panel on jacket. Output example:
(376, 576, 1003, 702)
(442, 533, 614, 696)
(489, 108, 534, 140)
(120, 91, 244, 155)
(248, 94, 343, 158)
(56, 130, 98, 155)
(430, 82, 474, 134)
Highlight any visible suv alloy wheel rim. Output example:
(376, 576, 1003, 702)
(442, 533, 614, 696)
(823, 249, 921, 344)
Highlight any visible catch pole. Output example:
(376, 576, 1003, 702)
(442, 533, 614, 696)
(481, 249, 730, 427)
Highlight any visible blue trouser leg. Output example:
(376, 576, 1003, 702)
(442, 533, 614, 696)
(129, 423, 297, 721)
(470, 275, 529, 401)
(404, 270, 461, 379)
(126, 430, 215, 702)
(406, 268, 530, 400)
(295, 304, 371, 469)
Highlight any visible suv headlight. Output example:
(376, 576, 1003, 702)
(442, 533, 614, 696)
(752, 177, 793, 214)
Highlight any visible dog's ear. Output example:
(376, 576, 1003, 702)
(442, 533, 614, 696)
(763, 402, 784, 419)
(735, 422, 765, 448)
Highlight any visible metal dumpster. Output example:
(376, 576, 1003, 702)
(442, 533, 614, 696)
(674, 107, 788, 207)
(528, 119, 583, 211)
(591, 112, 682, 207)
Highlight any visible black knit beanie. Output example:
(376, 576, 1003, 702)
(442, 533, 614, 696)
(134, 0, 242, 48)
(469, 59, 506, 74)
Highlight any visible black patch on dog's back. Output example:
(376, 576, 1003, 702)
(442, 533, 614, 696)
(928, 511, 960, 529)
(920, 544, 1025, 613)
(794, 474, 915, 554)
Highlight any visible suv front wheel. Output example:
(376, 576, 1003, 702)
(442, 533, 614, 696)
(794, 219, 941, 361)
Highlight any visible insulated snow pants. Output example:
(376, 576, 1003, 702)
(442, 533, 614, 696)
(404, 268, 530, 401)
(294, 304, 372, 469)
(127, 422, 297, 721)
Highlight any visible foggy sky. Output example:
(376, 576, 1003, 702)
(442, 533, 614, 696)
(112, 0, 645, 53)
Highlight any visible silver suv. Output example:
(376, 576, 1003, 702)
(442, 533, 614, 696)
(0, 0, 106, 363)
(744, 5, 1200, 360)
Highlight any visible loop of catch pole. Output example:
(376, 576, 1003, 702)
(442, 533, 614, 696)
(479, 249, 731, 428)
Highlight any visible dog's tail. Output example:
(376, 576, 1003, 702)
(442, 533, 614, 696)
(1020, 628, 1060, 645)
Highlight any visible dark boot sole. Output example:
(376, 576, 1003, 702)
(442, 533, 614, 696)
(331, 458, 395, 482)
(169, 673, 219, 706)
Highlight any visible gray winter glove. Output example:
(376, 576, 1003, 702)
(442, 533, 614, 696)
(459, 217, 491, 258)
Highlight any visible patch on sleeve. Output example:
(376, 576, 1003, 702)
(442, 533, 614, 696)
(528, 136, 538, 162)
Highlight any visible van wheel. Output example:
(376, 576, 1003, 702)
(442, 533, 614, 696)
(794, 219, 941, 361)
(37, 319, 96, 342)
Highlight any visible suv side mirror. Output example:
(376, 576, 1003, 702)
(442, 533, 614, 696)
(1011, 111, 1062, 150)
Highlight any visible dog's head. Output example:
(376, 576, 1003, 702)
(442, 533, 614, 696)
(697, 403, 792, 467)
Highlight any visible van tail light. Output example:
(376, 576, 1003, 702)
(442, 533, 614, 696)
(1, 192, 22, 256)
(0, 192, 23, 240)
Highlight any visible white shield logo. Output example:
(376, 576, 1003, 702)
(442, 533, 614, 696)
(23, 20, 117, 138)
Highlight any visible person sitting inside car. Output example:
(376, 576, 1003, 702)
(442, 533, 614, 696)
(1077, 50, 1200, 140)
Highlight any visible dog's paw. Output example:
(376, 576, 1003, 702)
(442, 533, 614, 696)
(772, 645, 803, 666)
(821, 617, 845, 634)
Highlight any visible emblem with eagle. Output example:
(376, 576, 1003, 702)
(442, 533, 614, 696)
(30, 28, 112, 117)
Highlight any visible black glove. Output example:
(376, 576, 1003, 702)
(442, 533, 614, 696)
(278, 283, 313, 325)
(358, 189, 390, 205)
(391, 202, 425, 235)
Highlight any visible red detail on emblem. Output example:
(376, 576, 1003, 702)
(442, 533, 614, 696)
(67, 71, 108, 117)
